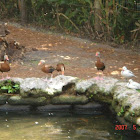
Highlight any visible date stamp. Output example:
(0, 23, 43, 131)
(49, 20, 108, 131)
(115, 125, 137, 130)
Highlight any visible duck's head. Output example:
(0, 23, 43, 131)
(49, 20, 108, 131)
(122, 66, 127, 71)
(95, 52, 100, 57)
(38, 60, 45, 65)
(4, 54, 9, 61)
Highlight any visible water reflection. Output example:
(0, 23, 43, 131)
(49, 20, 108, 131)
(0, 112, 139, 140)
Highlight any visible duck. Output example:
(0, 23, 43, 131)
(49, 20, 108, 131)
(126, 79, 140, 89)
(95, 52, 105, 80)
(0, 54, 10, 80)
(121, 66, 136, 81)
(38, 60, 55, 81)
(56, 63, 65, 75)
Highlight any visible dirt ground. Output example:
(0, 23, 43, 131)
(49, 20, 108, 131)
(3, 24, 140, 82)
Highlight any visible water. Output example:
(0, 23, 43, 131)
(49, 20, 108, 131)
(0, 112, 139, 140)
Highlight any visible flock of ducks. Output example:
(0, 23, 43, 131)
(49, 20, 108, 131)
(0, 52, 140, 90)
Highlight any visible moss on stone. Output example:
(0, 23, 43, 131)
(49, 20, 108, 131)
(124, 111, 133, 122)
(52, 94, 88, 105)
(112, 99, 119, 109)
(20, 89, 51, 98)
(0, 94, 9, 104)
(93, 94, 112, 104)
(8, 95, 48, 106)
(86, 84, 112, 104)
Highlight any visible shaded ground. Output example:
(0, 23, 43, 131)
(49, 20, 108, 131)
(3, 24, 140, 82)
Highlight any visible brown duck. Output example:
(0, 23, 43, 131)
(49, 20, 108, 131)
(56, 63, 65, 75)
(38, 60, 55, 80)
(95, 52, 105, 80)
(0, 55, 10, 80)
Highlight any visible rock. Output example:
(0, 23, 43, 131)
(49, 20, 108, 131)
(76, 77, 118, 95)
(136, 117, 140, 126)
(113, 82, 136, 103)
(85, 78, 118, 104)
(76, 79, 95, 93)
(76, 77, 118, 104)
(52, 94, 88, 105)
(12, 75, 78, 97)
(113, 82, 140, 116)
(8, 96, 47, 106)
(0, 94, 9, 105)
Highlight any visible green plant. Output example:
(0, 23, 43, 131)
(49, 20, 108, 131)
(132, 111, 135, 116)
(100, 0, 139, 43)
(0, 0, 139, 44)
(117, 106, 125, 117)
(88, 93, 94, 100)
(0, 80, 20, 94)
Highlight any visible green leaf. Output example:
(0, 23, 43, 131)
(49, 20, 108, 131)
(13, 84, 19, 88)
(84, 0, 91, 5)
(117, 112, 121, 116)
(120, 107, 124, 113)
(108, 0, 113, 6)
(8, 89, 13, 93)
(8, 86, 12, 90)
(1, 86, 8, 90)
(7, 80, 12, 83)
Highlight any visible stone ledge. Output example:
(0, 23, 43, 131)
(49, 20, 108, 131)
(0, 75, 140, 134)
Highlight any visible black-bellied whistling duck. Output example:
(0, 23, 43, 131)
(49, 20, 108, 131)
(56, 63, 65, 75)
(38, 60, 55, 81)
(95, 52, 105, 80)
(0, 54, 10, 80)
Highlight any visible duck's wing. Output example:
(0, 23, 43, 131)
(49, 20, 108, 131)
(131, 81, 140, 89)
(127, 70, 136, 76)
(44, 65, 55, 73)
(127, 82, 137, 89)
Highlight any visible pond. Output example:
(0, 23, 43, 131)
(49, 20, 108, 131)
(0, 111, 139, 140)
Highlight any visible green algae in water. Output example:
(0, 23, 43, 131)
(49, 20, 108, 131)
(0, 112, 139, 140)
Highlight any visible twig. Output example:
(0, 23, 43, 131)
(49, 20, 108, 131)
(131, 28, 140, 32)
(55, 4, 64, 30)
(56, 12, 80, 31)
(116, 3, 140, 13)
